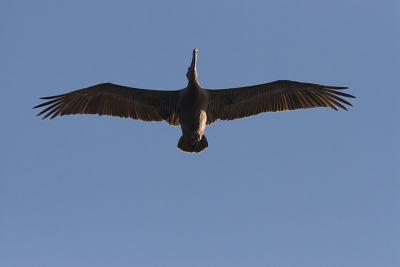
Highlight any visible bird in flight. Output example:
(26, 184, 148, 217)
(34, 48, 355, 153)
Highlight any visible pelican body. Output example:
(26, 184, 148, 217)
(178, 48, 209, 152)
(34, 48, 355, 153)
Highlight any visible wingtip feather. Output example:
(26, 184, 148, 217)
(40, 93, 67, 100)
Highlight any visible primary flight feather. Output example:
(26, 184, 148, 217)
(34, 48, 355, 153)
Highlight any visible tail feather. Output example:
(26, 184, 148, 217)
(177, 135, 208, 153)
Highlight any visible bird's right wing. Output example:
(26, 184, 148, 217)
(205, 80, 355, 124)
(34, 83, 181, 126)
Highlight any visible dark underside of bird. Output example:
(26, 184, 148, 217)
(34, 48, 355, 153)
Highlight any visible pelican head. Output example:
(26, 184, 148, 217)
(186, 48, 199, 83)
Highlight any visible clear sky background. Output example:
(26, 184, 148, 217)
(1, 0, 399, 266)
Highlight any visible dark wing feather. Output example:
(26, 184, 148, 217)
(34, 83, 181, 126)
(205, 80, 355, 124)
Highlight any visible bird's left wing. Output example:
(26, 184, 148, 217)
(205, 80, 355, 124)
(34, 83, 181, 126)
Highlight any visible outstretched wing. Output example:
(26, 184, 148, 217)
(205, 80, 355, 124)
(34, 83, 181, 126)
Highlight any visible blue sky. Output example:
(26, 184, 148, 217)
(1, 0, 399, 266)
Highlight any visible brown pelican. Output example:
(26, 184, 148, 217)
(34, 48, 355, 153)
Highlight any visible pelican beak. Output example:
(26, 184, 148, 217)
(190, 48, 198, 71)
